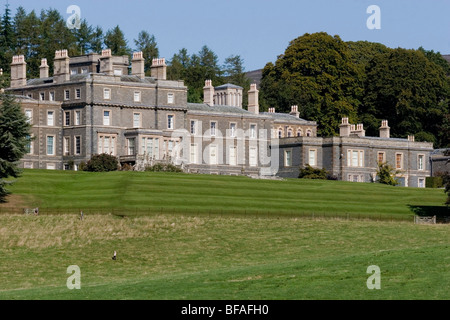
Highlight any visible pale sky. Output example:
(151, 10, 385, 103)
(5, 0, 450, 71)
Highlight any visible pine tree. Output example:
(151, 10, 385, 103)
(0, 93, 32, 202)
(134, 30, 159, 74)
(104, 25, 130, 56)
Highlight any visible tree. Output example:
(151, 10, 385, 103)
(362, 48, 450, 146)
(223, 55, 250, 108)
(90, 26, 104, 53)
(134, 30, 158, 74)
(0, 94, 32, 202)
(260, 32, 364, 136)
(104, 25, 130, 56)
(72, 19, 94, 55)
(376, 162, 401, 186)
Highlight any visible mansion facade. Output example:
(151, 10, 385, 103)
(6, 50, 433, 187)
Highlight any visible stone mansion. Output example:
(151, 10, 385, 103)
(6, 50, 433, 187)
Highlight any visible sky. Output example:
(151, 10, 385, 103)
(4, 0, 450, 71)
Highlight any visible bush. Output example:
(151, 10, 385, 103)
(84, 154, 119, 172)
(145, 163, 183, 173)
(425, 176, 444, 188)
(298, 164, 329, 180)
(376, 162, 400, 186)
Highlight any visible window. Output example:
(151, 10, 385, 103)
(64, 164, 70, 171)
(396, 153, 403, 170)
(229, 146, 237, 166)
(24, 162, 33, 169)
(65, 111, 70, 126)
(278, 130, 283, 139)
(64, 137, 70, 155)
(133, 113, 141, 128)
(190, 120, 197, 135)
(25, 110, 32, 124)
(377, 152, 386, 164)
(190, 144, 198, 164)
(47, 111, 54, 126)
(418, 154, 425, 171)
(297, 130, 302, 137)
(49, 92, 55, 101)
(47, 136, 55, 155)
(25, 135, 33, 155)
(348, 174, 363, 183)
(98, 135, 116, 155)
(103, 110, 111, 126)
(114, 69, 122, 76)
(75, 111, 81, 125)
(249, 147, 258, 167)
(347, 150, 364, 167)
(134, 91, 141, 102)
(210, 122, 217, 136)
(250, 124, 257, 139)
(285, 150, 292, 167)
(306, 130, 312, 137)
(308, 149, 317, 166)
(230, 123, 237, 137)
(71, 69, 77, 75)
(81, 67, 88, 74)
(418, 178, 425, 188)
(104, 88, 111, 100)
(46, 163, 56, 170)
(75, 136, 81, 155)
(75, 88, 81, 99)
(287, 129, 293, 137)
(64, 90, 70, 100)
(167, 93, 174, 104)
(127, 138, 136, 156)
(39, 92, 45, 101)
(167, 115, 174, 130)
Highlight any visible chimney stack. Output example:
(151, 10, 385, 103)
(203, 80, 214, 105)
(131, 51, 145, 79)
(99, 49, 113, 75)
(40, 58, 49, 78)
(408, 135, 415, 142)
(10, 55, 27, 88)
(352, 123, 366, 137)
(339, 117, 351, 137)
(53, 49, 70, 83)
(247, 83, 259, 114)
(379, 120, 390, 139)
(290, 105, 300, 118)
(151, 58, 167, 80)
(268, 107, 275, 113)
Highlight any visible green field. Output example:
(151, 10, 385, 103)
(0, 170, 448, 300)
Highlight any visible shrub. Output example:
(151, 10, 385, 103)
(376, 162, 401, 186)
(145, 163, 183, 173)
(425, 176, 444, 189)
(84, 154, 119, 172)
(298, 164, 329, 180)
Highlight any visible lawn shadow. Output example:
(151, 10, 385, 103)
(408, 205, 450, 223)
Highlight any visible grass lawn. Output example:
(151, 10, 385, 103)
(0, 170, 448, 300)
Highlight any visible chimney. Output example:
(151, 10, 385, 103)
(408, 135, 415, 142)
(151, 58, 167, 80)
(203, 80, 214, 105)
(247, 83, 259, 114)
(351, 123, 365, 137)
(131, 51, 145, 79)
(290, 105, 300, 118)
(268, 107, 275, 113)
(379, 120, 390, 138)
(53, 49, 70, 83)
(40, 58, 49, 78)
(99, 49, 113, 75)
(339, 117, 351, 137)
(10, 55, 27, 88)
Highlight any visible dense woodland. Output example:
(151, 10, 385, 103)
(0, 5, 448, 148)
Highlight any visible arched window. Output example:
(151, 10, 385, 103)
(297, 130, 303, 137)
(306, 129, 312, 137)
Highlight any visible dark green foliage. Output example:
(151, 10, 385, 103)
(144, 163, 183, 173)
(260, 32, 363, 136)
(134, 30, 159, 75)
(376, 162, 401, 186)
(83, 154, 119, 172)
(444, 173, 450, 205)
(0, 94, 31, 202)
(298, 164, 329, 180)
(104, 25, 130, 56)
(425, 177, 444, 189)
